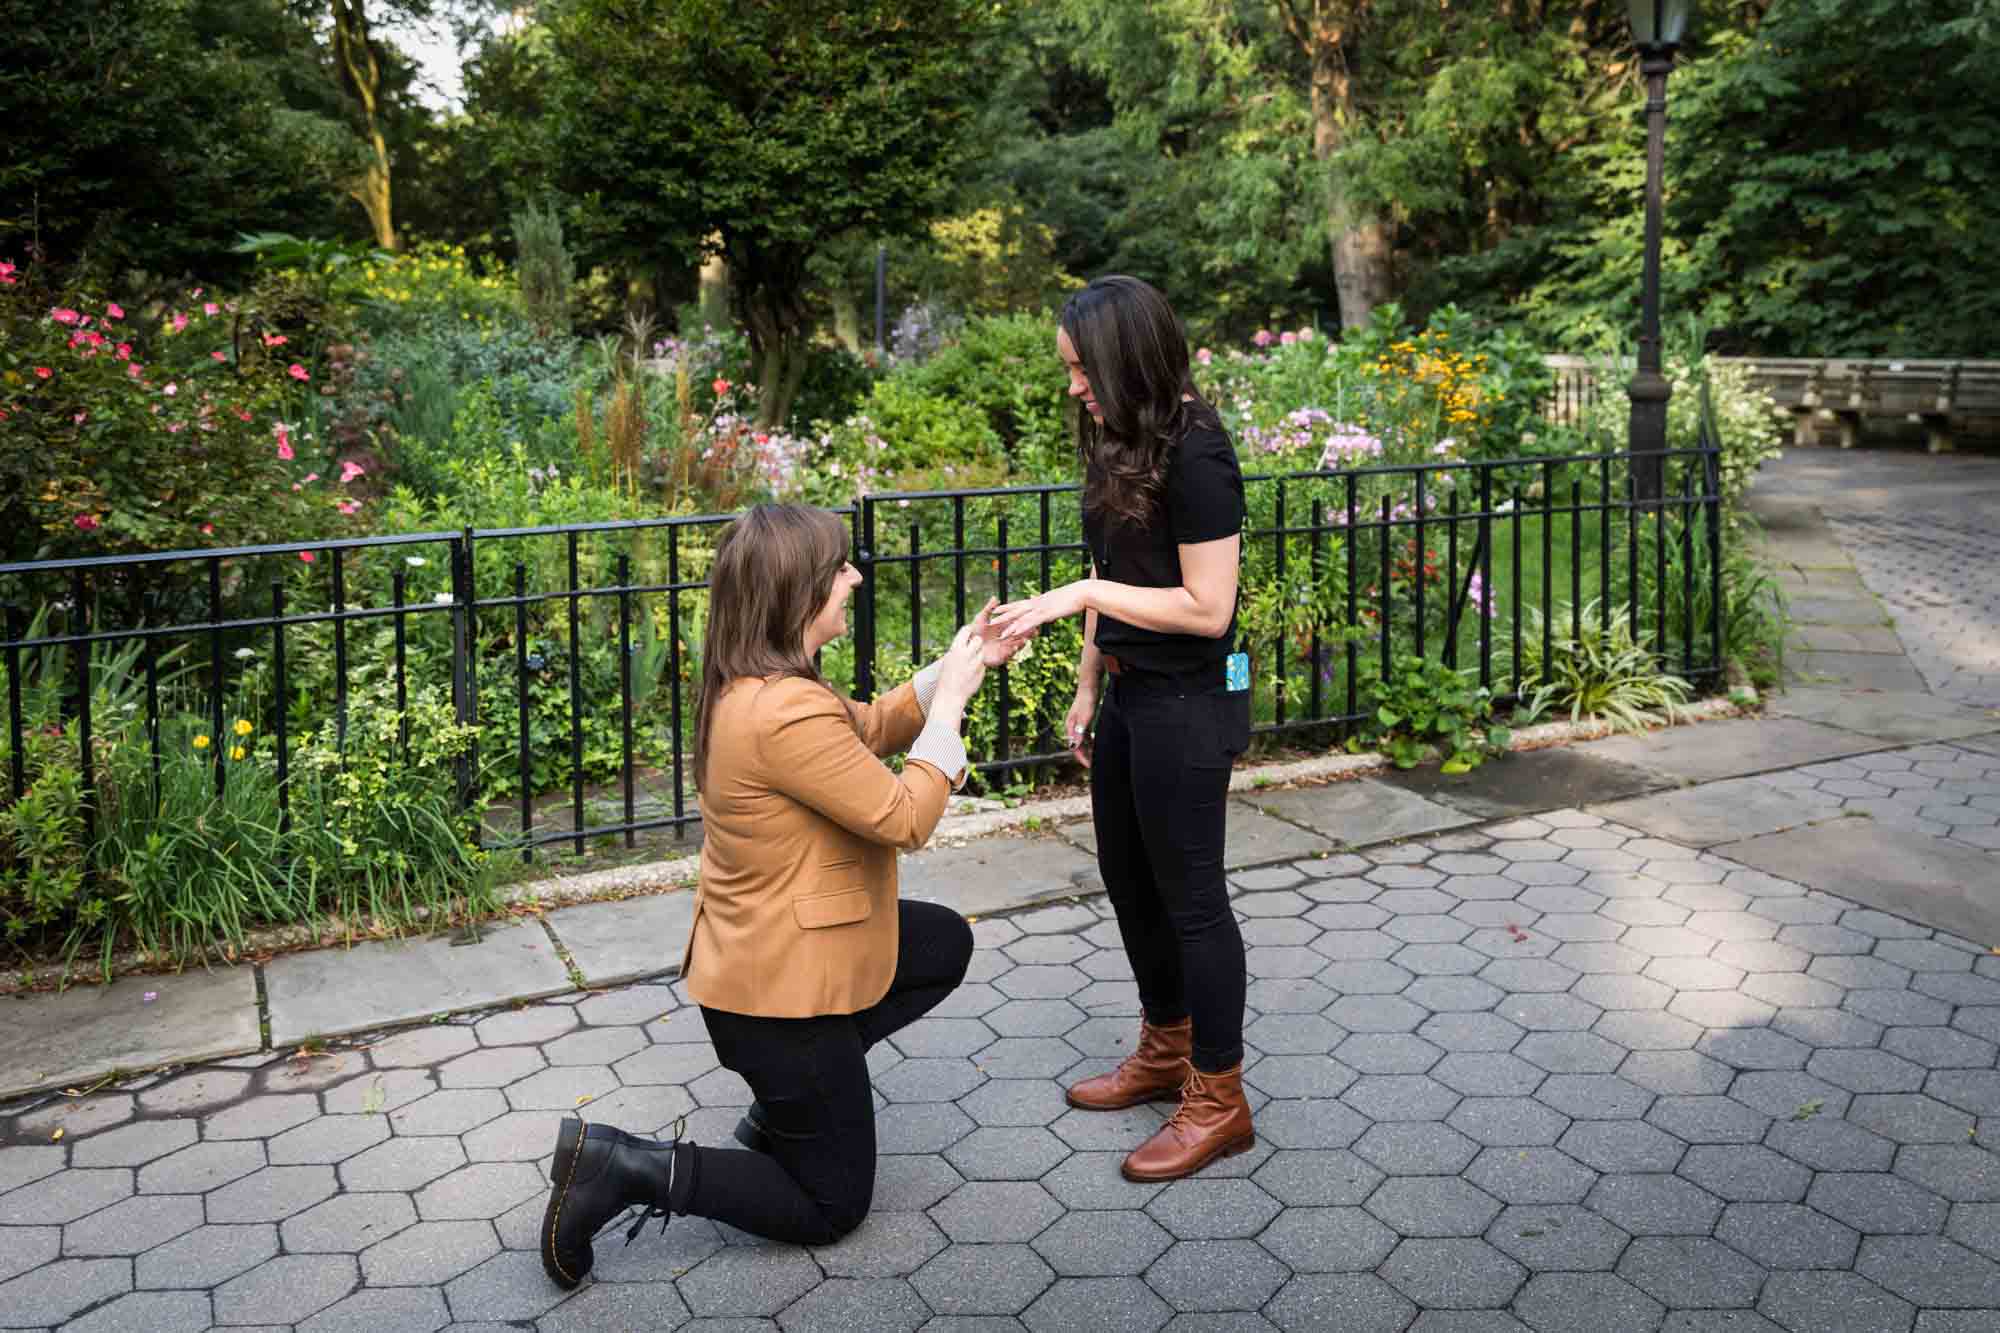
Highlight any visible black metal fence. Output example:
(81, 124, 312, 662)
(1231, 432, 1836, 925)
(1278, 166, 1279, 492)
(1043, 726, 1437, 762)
(2, 442, 1722, 876)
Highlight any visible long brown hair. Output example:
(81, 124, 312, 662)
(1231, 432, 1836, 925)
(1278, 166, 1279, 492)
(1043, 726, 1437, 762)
(1062, 275, 1220, 529)
(692, 503, 850, 790)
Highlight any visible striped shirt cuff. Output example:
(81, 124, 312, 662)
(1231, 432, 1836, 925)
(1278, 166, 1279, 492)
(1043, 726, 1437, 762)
(908, 711, 970, 790)
(913, 659, 944, 715)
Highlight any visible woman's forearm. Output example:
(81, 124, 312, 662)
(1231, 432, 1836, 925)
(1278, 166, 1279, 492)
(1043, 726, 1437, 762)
(1083, 578, 1233, 639)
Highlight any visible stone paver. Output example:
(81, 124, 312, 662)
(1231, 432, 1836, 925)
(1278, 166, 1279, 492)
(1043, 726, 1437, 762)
(262, 919, 572, 1046)
(0, 964, 260, 1098)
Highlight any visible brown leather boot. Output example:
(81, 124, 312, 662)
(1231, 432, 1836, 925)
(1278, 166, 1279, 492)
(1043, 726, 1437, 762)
(1120, 1064, 1255, 1182)
(1065, 1018, 1192, 1110)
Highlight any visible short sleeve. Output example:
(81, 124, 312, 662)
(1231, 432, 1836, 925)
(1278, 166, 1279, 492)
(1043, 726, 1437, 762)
(1167, 424, 1246, 545)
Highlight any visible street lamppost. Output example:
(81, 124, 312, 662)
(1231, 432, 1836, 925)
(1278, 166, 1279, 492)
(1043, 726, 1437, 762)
(1627, 0, 1690, 506)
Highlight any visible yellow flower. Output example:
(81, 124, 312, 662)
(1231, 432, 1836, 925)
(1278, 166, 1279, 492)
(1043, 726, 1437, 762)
(192, 734, 211, 749)
(233, 718, 253, 736)
(230, 745, 246, 761)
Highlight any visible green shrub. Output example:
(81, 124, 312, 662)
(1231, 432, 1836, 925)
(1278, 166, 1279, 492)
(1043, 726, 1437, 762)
(1516, 600, 1695, 733)
(1353, 654, 1512, 771)
(0, 609, 495, 974)
(789, 341, 876, 431)
(512, 198, 576, 338)
(0, 262, 345, 571)
(897, 312, 1069, 453)
(797, 379, 1004, 505)
(1578, 330, 1783, 508)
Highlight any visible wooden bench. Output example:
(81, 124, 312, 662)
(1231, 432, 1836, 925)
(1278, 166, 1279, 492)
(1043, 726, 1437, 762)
(1543, 356, 2000, 454)
(1773, 359, 2000, 454)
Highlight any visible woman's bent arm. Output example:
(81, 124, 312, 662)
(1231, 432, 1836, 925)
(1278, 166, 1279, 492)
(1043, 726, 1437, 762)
(760, 679, 963, 850)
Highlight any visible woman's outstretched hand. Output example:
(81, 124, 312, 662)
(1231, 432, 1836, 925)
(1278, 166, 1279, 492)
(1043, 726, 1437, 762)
(971, 596, 1035, 667)
(986, 581, 1090, 641)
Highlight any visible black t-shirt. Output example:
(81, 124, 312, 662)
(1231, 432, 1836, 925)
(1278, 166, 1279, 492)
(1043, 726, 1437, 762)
(1083, 419, 1246, 675)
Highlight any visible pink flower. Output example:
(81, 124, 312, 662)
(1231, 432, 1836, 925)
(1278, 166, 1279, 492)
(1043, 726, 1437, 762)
(192, 288, 203, 299)
(298, 551, 315, 563)
(162, 382, 178, 396)
(287, 364, 309, 382)
(713, 377, 731, 396)
(170, 313, 188, 333)
(0, 261, 16, 284)
(73, 412, 87, 426)
(203, 302, 219, 316)
(237, 410, 252, 422)
(127, 363, 143, 379)
(302, 472, 319, 483)
(1196, 348, 1213, 365)
(1297, 327, 1315, 341)
(1252, 329, 1274, 348)
(105, 302, 124, 320)
(74, 514, 99, 531)
(261, 332, 288, 347)
(337, 499, 360, 515)
(50, 308, 80, 326)
(339, 460, 366, 484)
(115, 342, 131, 360)
(1280, 331, 1297, 346)
(211, 351, 226, 362)
(276, 441, 294, 461)
(33, 366, 51, 379)
(200, 523, 215, 535)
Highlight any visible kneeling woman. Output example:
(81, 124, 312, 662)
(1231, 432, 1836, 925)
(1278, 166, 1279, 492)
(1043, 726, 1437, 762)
(541, 503, 1017, 1285)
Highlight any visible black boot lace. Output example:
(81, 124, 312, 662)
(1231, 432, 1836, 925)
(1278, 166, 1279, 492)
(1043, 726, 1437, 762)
(619, 1115, 687, 1246)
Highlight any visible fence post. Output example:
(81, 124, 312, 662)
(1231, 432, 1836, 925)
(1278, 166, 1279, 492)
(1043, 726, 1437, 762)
(1273, 481, 1287, 728)
(451, 531, 473, 816)
(71, 571, 96, 888)
(4, 604, 24, 801)
(618, 551, 635, 849)
(855, 499, 877, 702)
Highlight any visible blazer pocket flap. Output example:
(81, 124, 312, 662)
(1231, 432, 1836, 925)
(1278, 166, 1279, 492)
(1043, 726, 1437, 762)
(794, 888, 872, 930)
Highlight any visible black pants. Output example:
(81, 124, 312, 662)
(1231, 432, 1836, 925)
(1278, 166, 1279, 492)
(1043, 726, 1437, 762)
(670, 899, 972, 1245)
(1092, 674, 1249, 1073)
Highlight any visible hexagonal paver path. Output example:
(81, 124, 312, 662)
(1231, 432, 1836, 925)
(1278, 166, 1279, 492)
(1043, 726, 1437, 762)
(8, 767, 2000, 1329)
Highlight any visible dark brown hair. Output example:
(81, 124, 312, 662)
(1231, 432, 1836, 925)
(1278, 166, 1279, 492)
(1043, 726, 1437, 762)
(1061, 275, 1219, 529)
(692, 503, 849, 790)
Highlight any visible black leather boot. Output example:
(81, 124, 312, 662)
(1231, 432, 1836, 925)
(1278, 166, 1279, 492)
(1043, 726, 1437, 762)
(540, 1117, 683, 1289)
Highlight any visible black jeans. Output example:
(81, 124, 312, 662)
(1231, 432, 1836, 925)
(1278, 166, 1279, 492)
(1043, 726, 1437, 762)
(1092, 673, 1249, 1073)
(671, 899, 972, 1245)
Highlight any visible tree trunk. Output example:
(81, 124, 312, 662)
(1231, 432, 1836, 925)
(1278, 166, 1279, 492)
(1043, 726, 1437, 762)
(698, 235, 730, 330)
(1284, 0, 1393, 328)
(741, 281, 812, 430)
(330, 0, 398, 251)
(830, 287, 862, 355)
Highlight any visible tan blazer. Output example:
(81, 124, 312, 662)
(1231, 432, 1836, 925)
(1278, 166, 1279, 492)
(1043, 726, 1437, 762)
(679, 674, 960, 1018)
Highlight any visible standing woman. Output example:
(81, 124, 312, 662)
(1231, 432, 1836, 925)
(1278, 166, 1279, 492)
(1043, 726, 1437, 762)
(987, 275, 1252, 1181)
(541, 504, 1020, 1286)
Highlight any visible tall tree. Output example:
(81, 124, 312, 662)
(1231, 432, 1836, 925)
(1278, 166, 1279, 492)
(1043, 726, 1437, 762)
(0, 0, 355, 284)
(543, 0, 994, 427)
(1273, 0, 1392, 328)
(328, 0, 401, 249)
(544, 0, 988, 420)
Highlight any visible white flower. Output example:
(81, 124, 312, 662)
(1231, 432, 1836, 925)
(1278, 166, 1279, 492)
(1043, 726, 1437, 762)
(233, 647, 257, 660)
(405, 556, 427, 568)
(433, 592, 453, 605)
